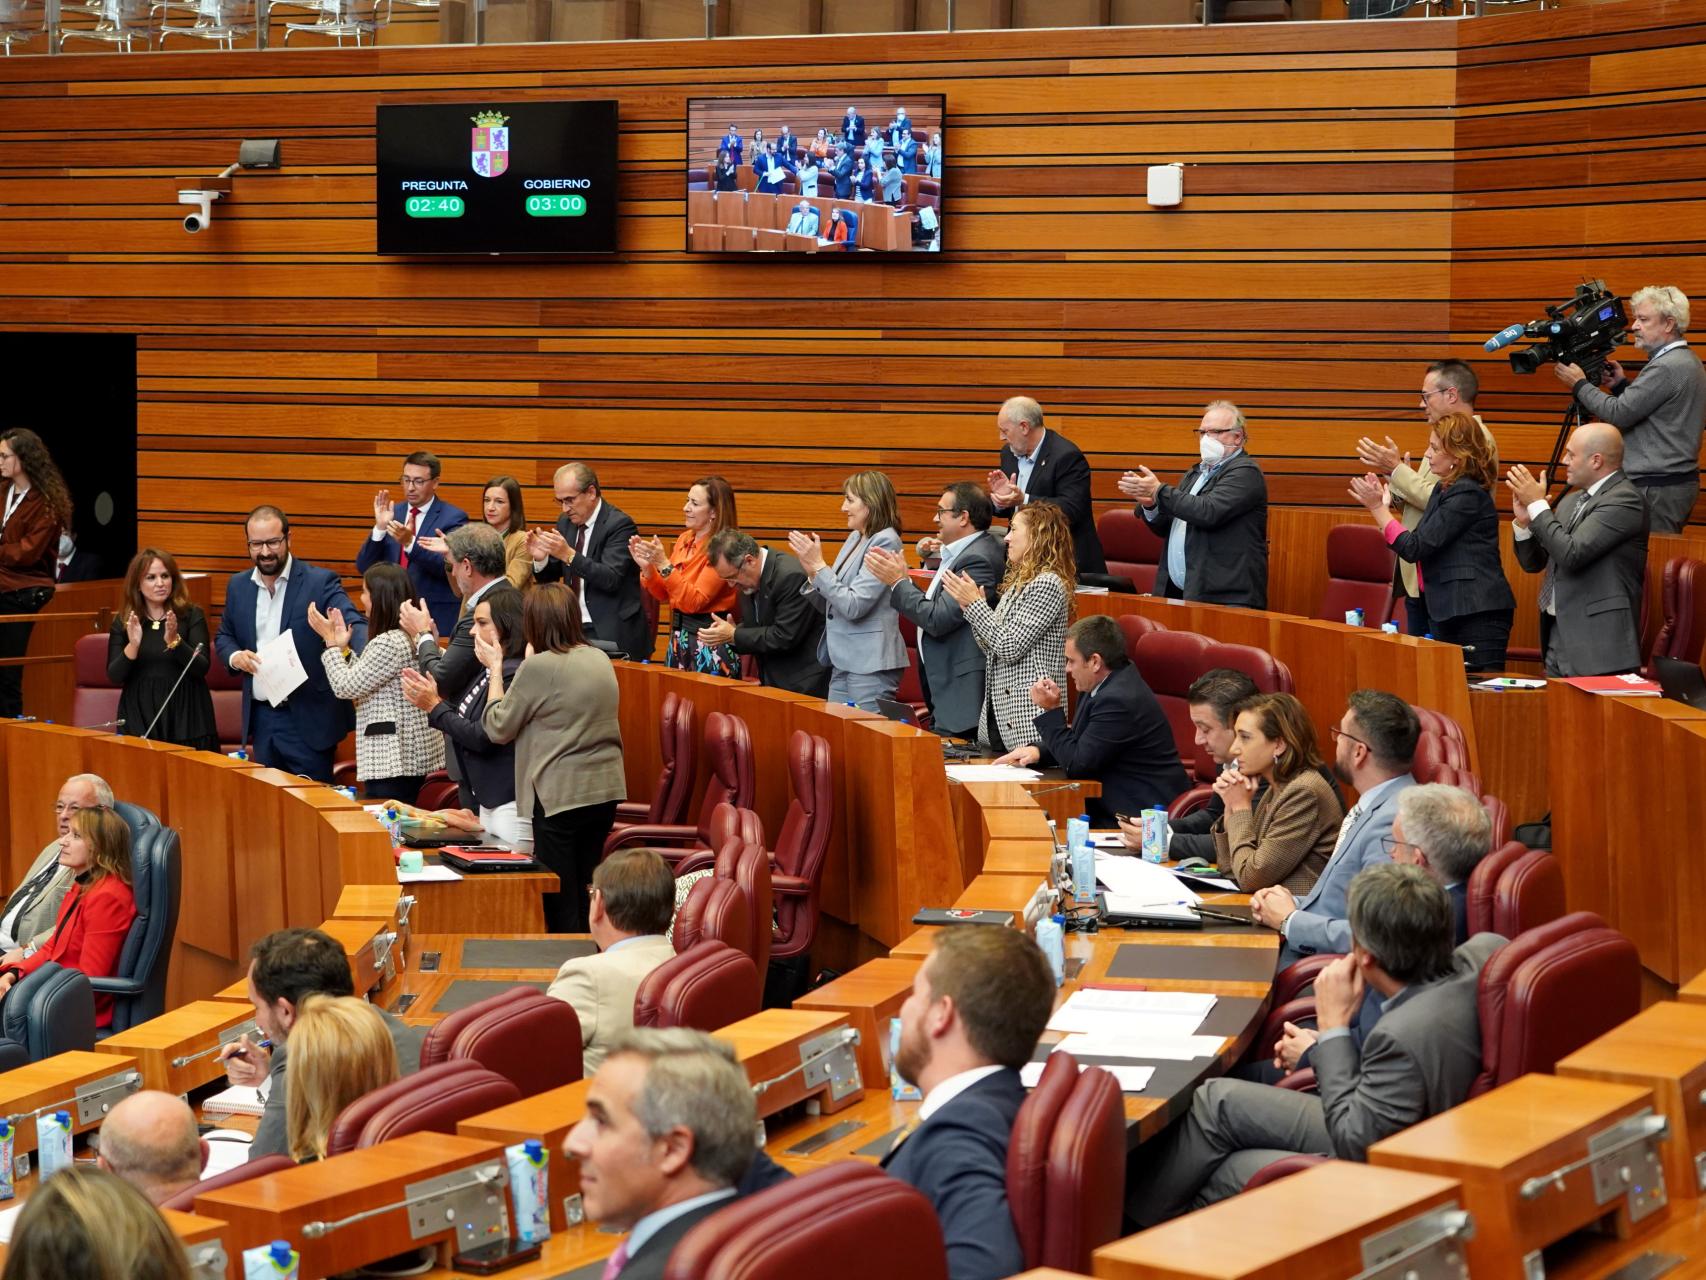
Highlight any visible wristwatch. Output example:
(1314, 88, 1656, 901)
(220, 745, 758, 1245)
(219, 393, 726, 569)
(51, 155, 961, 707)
(658, 564, 673, 579)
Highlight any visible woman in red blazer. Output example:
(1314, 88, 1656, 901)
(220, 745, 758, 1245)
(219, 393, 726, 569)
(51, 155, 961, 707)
(0, 807, 137, 1027)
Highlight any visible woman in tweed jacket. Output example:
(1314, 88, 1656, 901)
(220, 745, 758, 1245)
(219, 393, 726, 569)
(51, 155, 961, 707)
(943, 501, 1074, 753)
(1212, 692, 1343, 894)
(311, 562, 443, 803)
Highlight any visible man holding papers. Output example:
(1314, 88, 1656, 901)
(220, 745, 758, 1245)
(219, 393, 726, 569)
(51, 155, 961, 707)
(752, 141, 792, 195)
(1126, 864, 1503, 1223)
(215, 506, 366, 782)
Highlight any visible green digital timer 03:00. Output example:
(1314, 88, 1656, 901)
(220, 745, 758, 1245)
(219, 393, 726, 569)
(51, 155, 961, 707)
(405, 196, 465, 218)
(525, 194, 587, 218)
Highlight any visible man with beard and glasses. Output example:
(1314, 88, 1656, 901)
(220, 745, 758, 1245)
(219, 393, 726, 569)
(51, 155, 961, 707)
(882, 926, 1054, 1280)
(215, 505, 366, 782)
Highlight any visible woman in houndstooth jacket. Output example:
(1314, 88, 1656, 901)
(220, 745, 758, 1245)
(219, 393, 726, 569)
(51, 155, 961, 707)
(311, 562, 443, 804)
(941, 501, 1074, 755)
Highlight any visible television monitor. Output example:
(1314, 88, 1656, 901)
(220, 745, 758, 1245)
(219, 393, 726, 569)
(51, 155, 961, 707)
(376, 100, 619, 255)
(684, 94, 944, 254)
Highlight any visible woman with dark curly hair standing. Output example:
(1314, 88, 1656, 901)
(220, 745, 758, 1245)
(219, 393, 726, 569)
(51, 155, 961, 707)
(0, 429, 72, 719)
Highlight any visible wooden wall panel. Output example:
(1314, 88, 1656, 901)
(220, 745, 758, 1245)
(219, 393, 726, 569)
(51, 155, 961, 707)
(0, 1, 1696, 627)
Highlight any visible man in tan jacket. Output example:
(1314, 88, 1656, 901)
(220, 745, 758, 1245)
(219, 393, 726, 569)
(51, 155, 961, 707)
(1356, 359, 1497, 636)
(547, 849, 676, 1073)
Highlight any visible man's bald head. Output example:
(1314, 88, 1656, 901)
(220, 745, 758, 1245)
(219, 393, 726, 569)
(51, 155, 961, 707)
(1564, 422, 1625, 489)
(97, 1091, 204, 1206)
(1576, 423, 1624, 468)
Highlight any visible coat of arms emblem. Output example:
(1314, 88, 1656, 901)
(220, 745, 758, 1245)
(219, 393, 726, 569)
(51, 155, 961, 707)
(471, 111, 510, 179)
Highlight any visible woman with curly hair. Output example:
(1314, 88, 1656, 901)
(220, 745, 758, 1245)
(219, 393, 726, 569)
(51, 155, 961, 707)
(1350, 410, 1515, 671)
(942, 501, 1075, 754)
(0, 428, 73, 719)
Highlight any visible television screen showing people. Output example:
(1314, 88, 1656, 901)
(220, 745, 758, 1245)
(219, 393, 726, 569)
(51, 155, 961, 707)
(685, 95, 944, 254)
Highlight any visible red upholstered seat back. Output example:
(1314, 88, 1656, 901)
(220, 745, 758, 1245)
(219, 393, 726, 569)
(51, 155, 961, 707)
(1115, 613, 1164, 665)
(694, 713, 755, 839)
(1466, 841, 1528, 936)
(1493, 848, 1565, 939)
(1203, 641, 1293, 695)
(651, 692, 697, 825)
(673, 876, 752, 959)
(1481, 794, 1510, 848)
(415, 771, 457, 810)
(1097, 509, 1164, 595)
(203, 650, 245, 749)
(1650, 557, 1706, 670)
(1472, 912, 1639, 1097)
(161, 1154, 296, 1212)
(71, 633, 121, 730)
(665, 1162, 947, 1280)
(1006, 1052, 1126, 1272)
(1411, 730, 1468, 784)
(772, 731, 833, 961)
(327, 1060, 521, 1156)
(1318, 524, 1396, 625)
(1133, 630, 1218, 780)
(715, 839, 773, 973)
(1410, 706, 1468, 750)
(634, 940, 760, 1032)
(419, 986, 583, 1097)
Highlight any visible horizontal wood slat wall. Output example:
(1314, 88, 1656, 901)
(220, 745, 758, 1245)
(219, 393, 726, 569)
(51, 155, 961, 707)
(0, 1, 1699, 619)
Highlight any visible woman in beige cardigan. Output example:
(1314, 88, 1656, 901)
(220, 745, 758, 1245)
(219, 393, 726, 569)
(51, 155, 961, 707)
(1212, 692, 1344, 895)
(481, 582, 625, 932)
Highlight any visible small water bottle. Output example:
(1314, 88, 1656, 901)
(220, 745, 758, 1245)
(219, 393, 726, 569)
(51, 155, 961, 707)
(1035, 914, 1066, 986)
(1344, 608, 1365, 627)
(1381, 621, 1399, 635)
(37, 1111, 72, 1181)
(1068, 814, 1095, 904)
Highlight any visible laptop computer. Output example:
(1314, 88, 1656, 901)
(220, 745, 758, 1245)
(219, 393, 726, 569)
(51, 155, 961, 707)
(1655, 656, 1706, 709)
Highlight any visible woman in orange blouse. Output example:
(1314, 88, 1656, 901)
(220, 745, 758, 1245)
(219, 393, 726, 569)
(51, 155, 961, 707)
(0, 806, 138, 1028)
(629, 476, 740, 677)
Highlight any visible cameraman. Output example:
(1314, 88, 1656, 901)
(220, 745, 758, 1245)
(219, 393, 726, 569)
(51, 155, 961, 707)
(1555, 285, 1706, 533)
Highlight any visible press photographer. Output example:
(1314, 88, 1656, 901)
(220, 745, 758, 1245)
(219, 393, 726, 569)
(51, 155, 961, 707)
(1554, 285, 1706, 533)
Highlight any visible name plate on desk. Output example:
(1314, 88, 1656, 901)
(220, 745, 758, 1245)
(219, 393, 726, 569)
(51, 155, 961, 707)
(314, 917, 399, 1002)
(96, 1000, 258, 1096)
(0, 1051, 142, 1156)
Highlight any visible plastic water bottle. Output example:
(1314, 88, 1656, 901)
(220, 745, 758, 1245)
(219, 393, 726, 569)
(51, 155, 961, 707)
(1067, 814, 1095, 904)
(242, 1241, 299, 1280)
(1381, 622, 1399, 635)
(37, 1111, 71, 1181)
(1036, 914, 1066, 986)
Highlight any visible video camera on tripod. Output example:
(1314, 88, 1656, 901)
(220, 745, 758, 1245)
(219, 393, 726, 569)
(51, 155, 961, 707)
(1484, 281, 1628, 382)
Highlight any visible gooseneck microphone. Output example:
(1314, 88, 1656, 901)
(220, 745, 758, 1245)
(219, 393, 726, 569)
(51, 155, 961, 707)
(141, 642, 205, 741)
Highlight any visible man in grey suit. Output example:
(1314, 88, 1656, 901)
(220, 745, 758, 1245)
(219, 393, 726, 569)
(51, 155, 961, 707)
(1127, 864, 1503, 1224)
(1507, 423, 1650, 676)
(1250, 691, 1419, 969)
(1120, 400, 1269, 609)
(864, 483, 1006, 737)
(699, 529, 829, 698)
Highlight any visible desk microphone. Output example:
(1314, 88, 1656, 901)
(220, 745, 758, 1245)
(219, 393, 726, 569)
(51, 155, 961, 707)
(1027, 781, 1082, 799)
(141, 642, 205, 742)
(79, 718, 126, 733)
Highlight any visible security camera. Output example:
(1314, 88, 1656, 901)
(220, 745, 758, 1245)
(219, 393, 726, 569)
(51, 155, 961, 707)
(178, 188, 222, 234)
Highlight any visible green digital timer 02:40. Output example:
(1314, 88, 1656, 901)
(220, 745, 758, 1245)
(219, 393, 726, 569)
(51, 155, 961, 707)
(525, 194, 587, 217)
(405, 196, 464, 218)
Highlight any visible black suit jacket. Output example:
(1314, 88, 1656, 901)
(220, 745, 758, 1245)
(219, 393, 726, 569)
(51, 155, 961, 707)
(1032, 663, 1189, 825)
(730, 550, 829, 698)
(532, 500, 649, 659)
(426, 655, 519, 813)
(54, 549, 102, 583)
(414, 583, 492, 707)
(615, 1196, 733, 1280)
(997, 430, 1106, 574)
(1389, 481, 1516, 622)
(1142, 450, 1269, 608)
(881, 1070, 1026, 1280)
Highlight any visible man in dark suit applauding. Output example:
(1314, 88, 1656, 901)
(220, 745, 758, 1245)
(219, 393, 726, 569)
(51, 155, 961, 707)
(883, 926, 1055, 1280)
(1507, 423, 1650, 676)
(355, 450, 469, 636)
(865, 483, 1006, 737)
(215, 506, 366, 782)
(528, 462, 649, 660)
(1126, 864, 1504, 1224)
(563, 1028, 761, 1280)
(989, 395, 1107, 575)
(400, 522, 510, 707)
(699, 529, 829, 697)
(1121, 400, 1269, 609)
(999, 614, 1187, 824)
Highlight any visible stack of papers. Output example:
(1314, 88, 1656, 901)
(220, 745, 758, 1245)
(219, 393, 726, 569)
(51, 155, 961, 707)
(945, 764, 1043, 782)
(1021, 1059, 1154, 1093)
(1046, 988, 1216, 1036)
(1094, 853, 1201, 917)
(1054, 1032, 1226, 1061)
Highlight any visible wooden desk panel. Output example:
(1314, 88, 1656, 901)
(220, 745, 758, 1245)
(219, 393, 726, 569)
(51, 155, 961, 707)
(784, 699, 882, 929)
(1547, 681, 1612, 918)
(793, 954, 924, 1088)
(4, 724, 90, 886)
(165, 750, 260, 967)
(81, 735, 189, 829)
(982, 838, 1053, 876)
(280, 786, 363, 925)
(1671, 722, 1706, 989)
(409, 868, 556, 935)
(1469, 684, 1549, 830)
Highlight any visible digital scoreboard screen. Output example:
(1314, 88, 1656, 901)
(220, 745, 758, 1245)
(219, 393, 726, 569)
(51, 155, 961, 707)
(375, 100, 619, 255)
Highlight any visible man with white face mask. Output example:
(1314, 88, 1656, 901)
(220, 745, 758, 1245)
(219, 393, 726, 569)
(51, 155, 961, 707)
(54, 530, 102, 583)
(1119, 401, 1269, 609)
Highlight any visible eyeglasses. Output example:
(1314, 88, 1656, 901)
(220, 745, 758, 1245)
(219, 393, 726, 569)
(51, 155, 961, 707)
(53, 801, 99, 815)
(399, 475, 433, 488)
(1418, 388, 1448, 407)
(934, 506, 960, 519)
(1379, 836, 1422, 857)
(557, 489, 587, 508)
(1328, 726, 1366, 748)
(1194, 426, 1241, 437)
(247, 537, 287, 551)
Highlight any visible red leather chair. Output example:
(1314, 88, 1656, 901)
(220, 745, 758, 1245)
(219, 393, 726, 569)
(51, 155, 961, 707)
(1133, 630, 1219, 780)
(1491, 848, 1564, 938)
(71, 633, 120, 730)
(634, 940, 760, 1032)
(418, 986, 583, 1096)
(604, 712, 754, 860)
(1317, 524, 1396, 626)
(1647, 556, 1706, 674)
(1115, 613, 1165, 665)
(414, 770, 459, 810)
(1409, 706, 1468, 752)
(1203, 640, 1293, 695)
(1470, 911, 1639, 1096)
(1465, 840, 1529, 935)
(764, 732, 834, 965)
(326, 1060, 521, 1156)
(1481, 793, 1510, 848)
(1241, 1153, 1327, 1191)
(1097, 509, 1164, 595)
(205, 653, 245, 752)
(672, 876, 752, 959)
(665, 1162, 947, 1280)
(1007, 1052, 1126, 1272)
(162, 1154, 296, 1212)
(674, 803, 764, 876)
(894, 641, 932, 727)
(713, 839, 773, 973)
(613, 692, 696, 829)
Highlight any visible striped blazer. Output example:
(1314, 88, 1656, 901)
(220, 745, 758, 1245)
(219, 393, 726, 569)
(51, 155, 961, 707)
(961, 572, 1069, 751)
(321, 630, 444, 782)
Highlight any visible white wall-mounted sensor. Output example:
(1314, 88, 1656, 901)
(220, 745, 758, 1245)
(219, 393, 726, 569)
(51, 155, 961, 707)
(1146, 163, 1184, 207)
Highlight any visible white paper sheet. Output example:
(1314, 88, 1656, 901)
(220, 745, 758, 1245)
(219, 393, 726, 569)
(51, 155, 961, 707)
(1046, 989, 1216, 1036)
(1021, 1060, 1155, 1093)
(1054, 1032, 1226, 1061)
(1164, 866, 1242, 893)
(1094, 853, 1200, 906)
(944, 764, 1043, 783)
(1088, 832, 1129, 848)
(202, 1129, 255, 1177)
(0, 1201, 23, 1243)
(251, 629, 310, 707)
(398, 865, 461, 884)
(1057, 989, 1217, 1018)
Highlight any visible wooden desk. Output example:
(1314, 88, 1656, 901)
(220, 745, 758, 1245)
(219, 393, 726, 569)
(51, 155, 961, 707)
(1467, 683, 1549, 830)
(404, 933, 586, 981)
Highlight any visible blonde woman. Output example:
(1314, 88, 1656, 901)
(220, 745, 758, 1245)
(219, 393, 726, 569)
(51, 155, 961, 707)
(2, 1165, 191, 1280)
(788, 470, 906, 709)
(285, 995, 399, 1163)
(944, 502, 1073, 755)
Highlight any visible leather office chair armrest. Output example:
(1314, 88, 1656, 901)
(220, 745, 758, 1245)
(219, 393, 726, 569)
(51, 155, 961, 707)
(1241, 1152, 1327, 1193)
(0, 1040, 28, 1074)
(1167, 784, 1215, 821)
(602, 824, 702, 854)
(771, 874, 812, 897)
(89, 976, 146, 997)
(1247, 996, 1316, 1069)
(613, 801, 651, 824)
(1272, 953, 1341, 1006)
(673, 850, 716, 877)
(1274, 1068, 1317, 1092)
